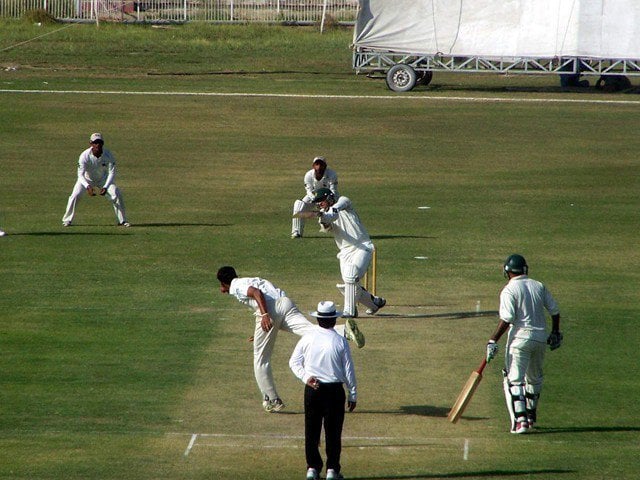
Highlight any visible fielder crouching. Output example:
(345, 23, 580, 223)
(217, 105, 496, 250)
(312, 188, 386, 318)
(485, 254, 562, 434)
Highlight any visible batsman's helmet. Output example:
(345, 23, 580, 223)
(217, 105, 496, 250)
(312, 188, 335, 203)
(503, 254, 528, 277)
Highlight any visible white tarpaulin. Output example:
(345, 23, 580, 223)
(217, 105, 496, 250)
(353, 0, 640, 60)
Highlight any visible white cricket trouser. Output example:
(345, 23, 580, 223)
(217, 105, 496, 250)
(505, 337, 545, 387)
(291, 199, 313, 236)
(253, 296, 315, 400)
(503, 337, 545, 427)
(62, 179, 127, 224)
(338, 246, 374, 315)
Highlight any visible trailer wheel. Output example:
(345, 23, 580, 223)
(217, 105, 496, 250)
(386, 64, 417, 92)
(417, 71, 433, 86)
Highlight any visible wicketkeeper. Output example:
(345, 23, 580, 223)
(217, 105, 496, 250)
(485, 254, 562, 434)
(291, 156, 338, 239)
(312, 188, 386, 318)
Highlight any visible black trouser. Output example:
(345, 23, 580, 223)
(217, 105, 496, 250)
(304, 382, 345, 473)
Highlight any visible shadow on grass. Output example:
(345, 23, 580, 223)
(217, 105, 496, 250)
(353, 405, 479, 419)
(371, 235, 437, 240)
(132, 222, 232, 227)
(302, 235, 437, 240)
(9, 222, 233, 235)
(349, 468, 574, 479)
(10, 231, 129, 236)
(533, 426, 640, 434)
(375, 311, 498, 320)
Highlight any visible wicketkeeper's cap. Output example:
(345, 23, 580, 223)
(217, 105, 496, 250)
(90, 132, 103, 143)
(310, 301, 342, 319)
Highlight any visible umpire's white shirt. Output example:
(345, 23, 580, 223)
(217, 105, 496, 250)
(78, 147, 116, 189)
(289, 326, 357, 402)
(320, 196, 373, 252)
(499, 275, 560, 343)
(229, 277, 285, 313)
(302, 168, 339, 202)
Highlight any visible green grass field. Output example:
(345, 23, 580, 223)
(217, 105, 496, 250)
(1, 21, 639, 480)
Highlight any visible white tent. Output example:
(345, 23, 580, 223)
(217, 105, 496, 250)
(354, 0, 640, 60)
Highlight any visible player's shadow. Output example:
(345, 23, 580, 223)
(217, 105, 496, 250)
(370, 234, 437, 240)
(354, 406, 455, 418)
(399, 405, 450, 417)
(533, 426, 640, 434)
(11, 232, 127, 236)
(348, 468, 575, 479)
(375, 311, 498, 320)
(129, 222, 232, 227)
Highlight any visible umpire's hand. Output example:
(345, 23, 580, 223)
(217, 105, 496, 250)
(347, 401, 356, 412)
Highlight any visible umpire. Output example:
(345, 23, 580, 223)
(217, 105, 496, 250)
(289, 301, 357, 480)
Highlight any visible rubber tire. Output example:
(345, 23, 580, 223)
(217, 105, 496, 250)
(386, 64, 417, 92)
(416, 70, 433, 86)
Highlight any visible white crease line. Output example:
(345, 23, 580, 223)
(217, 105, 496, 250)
(1, 89, 640, 106)
(183, 433, 198, 457)
(463, 438, 469, 460)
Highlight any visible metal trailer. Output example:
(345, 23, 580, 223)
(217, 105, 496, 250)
(352, 49, 640, 92)
(351, 0, 640, 92)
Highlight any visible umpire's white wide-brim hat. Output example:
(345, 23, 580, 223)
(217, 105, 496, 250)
(310, 301, 342, 319)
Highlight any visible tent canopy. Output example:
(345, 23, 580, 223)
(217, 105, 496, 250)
(353, 0, 640, 60)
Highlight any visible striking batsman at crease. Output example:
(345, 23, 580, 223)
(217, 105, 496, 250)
(312, 188, 386, 318)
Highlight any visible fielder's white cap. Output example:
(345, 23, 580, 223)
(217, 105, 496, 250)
(90, 132, 103, 142)
(310, 301, 342, 319)
(312, 156, 326, 164)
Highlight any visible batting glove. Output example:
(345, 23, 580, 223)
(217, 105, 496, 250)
(547, 331, 563, 350)
(486, 340, 499, 362)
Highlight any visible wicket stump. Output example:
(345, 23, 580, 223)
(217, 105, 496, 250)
(363, 248, 377, 295)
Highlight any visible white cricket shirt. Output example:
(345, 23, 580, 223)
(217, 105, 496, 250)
(499, 275, 560, 343)
(302, 168, 339, 202)
(77, 147, 116, 189)
(289, 326, 357, 402)
(229, 277, 285, 313)
(319, 196, 373, 252)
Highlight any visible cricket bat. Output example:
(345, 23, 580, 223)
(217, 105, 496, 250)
(292, 211, 319, 219)
(447, 358, 488, 423)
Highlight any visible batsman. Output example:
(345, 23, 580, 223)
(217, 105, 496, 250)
(312, 188, 386, 318)
(485, 254, 562, 434)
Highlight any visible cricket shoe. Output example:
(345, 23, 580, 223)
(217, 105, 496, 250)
(118, 222, 131, 227)
(326, 469, 344, 480)
(306, 467, 319, 480)
(526, 409, 537, 429)
(344, 318, 365, 348)
(365, 296, 386, 315)
(511, 420, 530, 434)
(291, 232, 302, 239)
(62, 221, 72, 227)
(263, 396, 285, 413)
